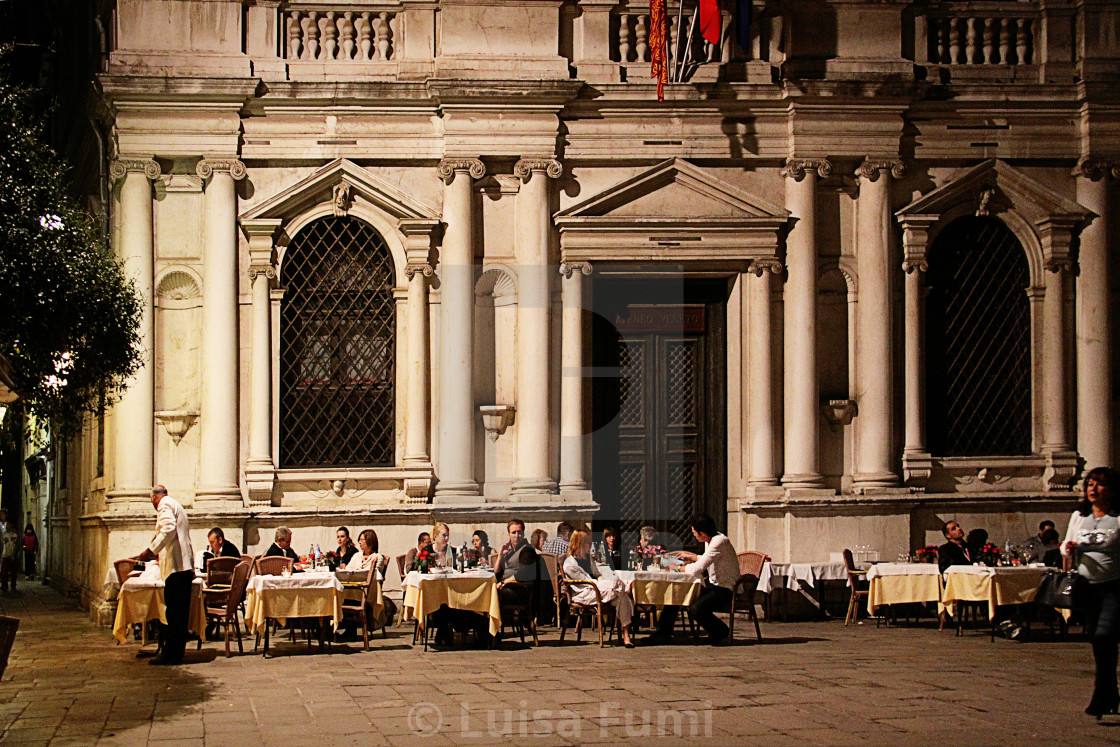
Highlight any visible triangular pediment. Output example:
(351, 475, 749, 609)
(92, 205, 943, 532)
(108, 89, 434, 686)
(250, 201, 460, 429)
(555, 158, 789, 221)
(240, 158, 440, 223)
(896, 159, 1091, 224)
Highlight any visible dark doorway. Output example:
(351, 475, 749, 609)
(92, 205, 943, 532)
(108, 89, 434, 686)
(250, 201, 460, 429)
(591, 276, 728, 553)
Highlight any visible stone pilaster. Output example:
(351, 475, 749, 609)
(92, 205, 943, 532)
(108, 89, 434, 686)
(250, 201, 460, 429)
(559, 261, 592, 496)
(242, 218, 281, 507)
(747, 259, 783, 487)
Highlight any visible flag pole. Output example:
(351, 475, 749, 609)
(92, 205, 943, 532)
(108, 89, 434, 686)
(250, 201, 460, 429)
(672, 0, 686, 83)
(677, 2, 699, 82)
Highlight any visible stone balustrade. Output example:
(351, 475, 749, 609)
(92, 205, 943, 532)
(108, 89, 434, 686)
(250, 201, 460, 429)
(925, 9, 1038, 66)
(285, 9, 397, 62)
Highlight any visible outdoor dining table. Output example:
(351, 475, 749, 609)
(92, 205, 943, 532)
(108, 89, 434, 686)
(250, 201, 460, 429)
(758, 561, 851, 620)
(941, 565, 1050, 620)
(244, 571, 344, 655)
(865, 562, 943, 616)
(112, 567, 206, 645)
(401, 568, 501, 639)
(334, 567, 385, 620)
(606, 568, 703, 608)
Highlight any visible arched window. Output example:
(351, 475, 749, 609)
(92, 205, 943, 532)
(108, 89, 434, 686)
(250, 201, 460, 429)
(280, 216, 396, 468)
(925, 216, 1031, 456)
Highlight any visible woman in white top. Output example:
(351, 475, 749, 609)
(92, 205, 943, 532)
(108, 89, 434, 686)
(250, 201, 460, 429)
(1063, 466, 1120, 719)
(354, 529, 396, 631)
(430, 523, 456, 568)
(562, 530, 635, 648)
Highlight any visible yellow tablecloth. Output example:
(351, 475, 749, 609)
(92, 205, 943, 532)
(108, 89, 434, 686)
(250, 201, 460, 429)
(613, 570, 701, 609)
(112, 577, 205, 644)
(867, 572, 942, 615)
(244, 574, 344, 634)
(941, 567, 1047, 620)
(335, 569, 385, 619)
(402, 571, 501, 636)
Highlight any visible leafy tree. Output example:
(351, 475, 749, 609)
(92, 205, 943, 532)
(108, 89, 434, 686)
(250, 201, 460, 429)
(0, 47, 142, 437)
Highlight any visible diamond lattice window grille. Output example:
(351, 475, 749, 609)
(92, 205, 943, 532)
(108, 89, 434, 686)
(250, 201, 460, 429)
(925, 216, 1031, 457)
(279, 217, 396, 468)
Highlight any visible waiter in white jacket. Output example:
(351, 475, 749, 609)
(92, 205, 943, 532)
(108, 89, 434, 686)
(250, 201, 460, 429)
(136, 485, 194, 665)
(642, 514, 739, 646)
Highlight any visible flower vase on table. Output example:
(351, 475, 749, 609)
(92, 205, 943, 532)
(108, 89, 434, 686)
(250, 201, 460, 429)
(324, 551, 339, 571)
(916, 546, 938, 564)
(412, 549, 434, 574)
(977, 544, 1001, 567)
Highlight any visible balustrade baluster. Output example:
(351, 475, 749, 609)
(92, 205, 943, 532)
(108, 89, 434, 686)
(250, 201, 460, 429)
(935, 18, 946, 63)
(358, 13, 373, 60)
(981, 17, 993, 63)
(288, 11, 303, 60)
(999, 18, 1010, 65)
(949, 18, 961, 64)
(323, 12, 339, 59)
(305, 11, 321, 60)
(965, 17, 977, 63)
(1022, 18, 1035, 65)
(619, 13, 633, 62)
(636, 15, 649, 61)
(376, 13, 392, 60)
(340, 12, 356, 59)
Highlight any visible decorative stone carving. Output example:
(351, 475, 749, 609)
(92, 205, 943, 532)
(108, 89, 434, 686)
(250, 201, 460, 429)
(1045, 257, 1073, 273)
(195, 158, 247, 181)
(479, 404, 516, 441)
(154, 410, 199, 445)
(331, 182, 352, 216)
(975, 188, 995, 216)
(156, 270, 201, 300)
(437, 158, 486, 183)
(749, 258, 783, 276)
(513, 158, 563, 181)
(856, 159, 906, 181)
(559, 261, 593, 279)
(247, 264, 276, 281)
(404, 261, 434, 279)
(109, 159, 161, 183)
(1073, 158, 1117, 181)
(781, 158, 833, 181)
(901, 258, 929, 274)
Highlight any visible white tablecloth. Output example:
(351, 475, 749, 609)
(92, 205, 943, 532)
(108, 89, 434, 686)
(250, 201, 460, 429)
(758, 561, 849, 594)
(403, 568, 496, 588)
(865, 563, 942, 581)
(610, 569, 702, 587)
(247, 571, 343, 593)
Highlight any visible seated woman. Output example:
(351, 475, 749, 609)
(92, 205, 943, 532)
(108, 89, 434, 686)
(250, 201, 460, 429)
(405, 532, 432, 571)
(634, 525, 664, 568)
(462, 530, 492, 568)
(563, 529, 634, 647)
(430, 523, 456, 568)
(602, 526, 622, 571)
(335, 527, 360, 568)
(339, 529, 396, 639)
(1040, 527, 1063, 568)
(530, 528, 548, 551)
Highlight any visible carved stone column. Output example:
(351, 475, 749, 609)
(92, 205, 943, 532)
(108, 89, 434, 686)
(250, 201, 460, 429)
(107, 158, 160, 508)
(195, 158, 247, 504)
(435, 158, 485, 499)
(559, 261, 592, 495)
(512, 158, 563, 498)
(242, 219, 281, 506)
(1075, 160, 1115, 471)
(747, 260, 782, 486)
(853, 159, 904, 488)
(1043, 257, 1073, 453)
(902, 257, 928, 471)
(781, 158, 830, 488)
(404, 259, 434, 467)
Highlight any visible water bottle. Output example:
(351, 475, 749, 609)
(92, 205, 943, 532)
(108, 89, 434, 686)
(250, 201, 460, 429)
(628, 549, 637, 570)
(308, 544, 315, 568)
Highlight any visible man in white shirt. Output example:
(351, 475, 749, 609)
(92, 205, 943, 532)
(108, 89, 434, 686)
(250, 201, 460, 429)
(642, 514, 739, 646)
(136, 485, 194, 665)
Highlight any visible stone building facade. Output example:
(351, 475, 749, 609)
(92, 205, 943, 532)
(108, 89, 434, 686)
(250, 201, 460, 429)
(42, 0, 1120, 618)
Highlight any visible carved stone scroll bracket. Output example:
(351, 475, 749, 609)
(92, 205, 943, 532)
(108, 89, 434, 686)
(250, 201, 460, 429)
(856, 159, 906, 181)
(748, 258, 784, 277)
(902, 258, 929, 274)
(109, 158, 162, 184)
(437, 158, 486, 184)
(247, 264, 277, 281)
(513, 158, 563, 182)
(559, 261, 593, 279)
(195, 158, 247, 184)
(1045, 257, 1074, 274)
(404, 261, 435, 280)
(781, 158, 833, 181)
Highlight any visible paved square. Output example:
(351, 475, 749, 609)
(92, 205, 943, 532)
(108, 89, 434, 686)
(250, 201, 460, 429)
(0, 584, 1116, 746)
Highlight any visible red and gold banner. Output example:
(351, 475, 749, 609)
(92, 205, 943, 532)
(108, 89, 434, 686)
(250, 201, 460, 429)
(649, 0, 668, 101)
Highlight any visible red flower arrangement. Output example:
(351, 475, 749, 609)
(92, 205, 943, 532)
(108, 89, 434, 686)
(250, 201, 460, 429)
(977, 543, 1001, 567)
(917, 546, 939, 563)
(412, 549, 434, 573)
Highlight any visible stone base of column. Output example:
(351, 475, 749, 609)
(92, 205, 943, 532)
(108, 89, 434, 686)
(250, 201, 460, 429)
(559, 486, 593, 504)
(1042, 449, 1079, 491)
(194, 486, 243, 505)
(780, 473, 823, 489)
(902, 451, 934, 485)
(851, 472, 899, 490)
(434, 480, 480, 502)
(245, 462, 276, 508)
(511, 478, 558, 502)
(745, 485, 785, 500)
(105, 489, 151, 511)
(783, 487, 837, 501)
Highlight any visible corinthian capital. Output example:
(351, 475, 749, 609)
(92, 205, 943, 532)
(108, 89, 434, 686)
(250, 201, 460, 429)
(749, 258, 783, 276)
(196, 158, 247, 182)
(559, 261, 593, 279)
(405, 261, 435, 280)
(856, 159, 906, 181)
(781, 158, 833, 181)
(513, 158, 563, 181)
(437, 159, 486, 184)
(109, 159, 161, 183)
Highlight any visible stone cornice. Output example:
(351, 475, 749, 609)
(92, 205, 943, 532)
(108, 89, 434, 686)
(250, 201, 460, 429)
(781, 158, 833, 181)
(109, 158, 161, 183)
(196, 158, 247, 181)
(856, 159, 906, 181)
(437, 158, 486, 184)
(559, 261, 592, 279)
(514, 158, 563, 181)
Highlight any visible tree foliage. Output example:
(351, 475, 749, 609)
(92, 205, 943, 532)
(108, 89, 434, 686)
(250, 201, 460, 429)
(0, 47, 142, 437)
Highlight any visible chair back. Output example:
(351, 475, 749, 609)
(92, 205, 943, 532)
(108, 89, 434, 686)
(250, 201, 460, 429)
(206, 556, 239, 586)
(0, 616, 18, 679)
(255, 555, 294, 576)
(113, 558, 138, 587)
(842, 549, 863, 584)
(736, 551, 766, 582)
(240, 554, 254, 564)
(395, 554, 407, 579)
(225, 561, 252, 616)
(538, 552, 561, 597)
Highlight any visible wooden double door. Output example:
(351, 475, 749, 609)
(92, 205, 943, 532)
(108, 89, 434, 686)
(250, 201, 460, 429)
(591, 279, 727, 552)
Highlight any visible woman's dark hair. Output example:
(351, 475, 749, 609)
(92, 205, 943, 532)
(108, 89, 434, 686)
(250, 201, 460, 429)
(1078, 467, 1120, 516)
(1040, 528, 1060, 545)
(24, 524, 35, 535)
(358, 529, 378, 553)
(966, 528, 988, 549)
(690, 514, 719, 538)
(337, 526, 355, 550)
(602, 526, 618, 541)
(473, 530, 491, 553)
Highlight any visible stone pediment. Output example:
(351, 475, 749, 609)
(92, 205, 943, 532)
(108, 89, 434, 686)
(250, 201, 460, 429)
(555, 159, 790, 267)
(240, 158, 440, 224)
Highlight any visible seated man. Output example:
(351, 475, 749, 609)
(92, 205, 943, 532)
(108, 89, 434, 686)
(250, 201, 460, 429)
(494, 518, 541, 607)
(265, 526, 299, 560)
(1024, 520, 1057, 562)
(201, 527, 240, 565)
(938, 520, 973, 573)
(541, 521, 574, 556)
(644, 514, 738, 646)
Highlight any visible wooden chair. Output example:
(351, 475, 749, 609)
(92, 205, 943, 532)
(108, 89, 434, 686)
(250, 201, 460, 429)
(537, 552, 564, 626)
(558, 567, 617, 647)
(254, 556, 294, 576)
(113, 558, 139, 587)
(842, 548, 869, 625)
(204, 560, 251, 657)
(340, 563, 382, 650)
(0, 616, 18, 680)
(395, 554, 408, 580)
(498, 581, 540, 646)
(240, 554, 254, 564)
(205, 556, 239, 588)
(729, 550, 766, 642)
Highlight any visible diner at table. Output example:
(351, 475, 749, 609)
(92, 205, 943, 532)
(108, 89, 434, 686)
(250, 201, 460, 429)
(201, 527, 240, 565)
(265, 526, 300, 561)
(405, 532, 432, 571)
(333, 527, 359, 568)
(563, 529, 634, 647)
